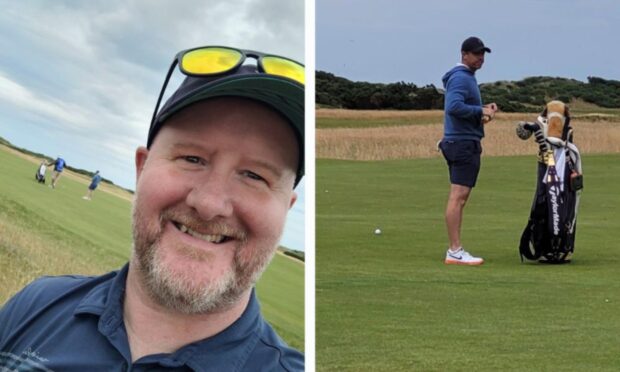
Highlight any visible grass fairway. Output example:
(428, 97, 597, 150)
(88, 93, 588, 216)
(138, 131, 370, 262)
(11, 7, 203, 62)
(317, 154, 620, 371)
(316, 109, 444, 129)
(0, 146, 303, 351)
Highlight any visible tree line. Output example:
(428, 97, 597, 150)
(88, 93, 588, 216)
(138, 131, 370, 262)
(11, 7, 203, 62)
(316, 71, 620, 112)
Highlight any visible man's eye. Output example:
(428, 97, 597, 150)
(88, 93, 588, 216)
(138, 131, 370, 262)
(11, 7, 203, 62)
(242, 170, 265, 182)
(183, 156, 201, 164)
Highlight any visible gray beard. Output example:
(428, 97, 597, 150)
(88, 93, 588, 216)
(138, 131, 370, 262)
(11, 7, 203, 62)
(131, 200, 276, 315)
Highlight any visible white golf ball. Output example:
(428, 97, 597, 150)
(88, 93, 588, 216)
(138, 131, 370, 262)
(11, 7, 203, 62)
(374, 228, 382, 235)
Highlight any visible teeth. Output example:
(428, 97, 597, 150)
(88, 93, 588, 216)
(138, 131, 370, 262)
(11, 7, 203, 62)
(188, 228, 225, 243)
(177, 223, 225, 243)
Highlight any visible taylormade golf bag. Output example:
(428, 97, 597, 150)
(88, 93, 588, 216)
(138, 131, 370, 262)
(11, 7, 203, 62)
(516, 101, 583, 263)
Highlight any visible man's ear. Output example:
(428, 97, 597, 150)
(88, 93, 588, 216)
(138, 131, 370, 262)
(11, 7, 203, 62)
(135, 146, 149, 182)
(288, 192, 298, 210)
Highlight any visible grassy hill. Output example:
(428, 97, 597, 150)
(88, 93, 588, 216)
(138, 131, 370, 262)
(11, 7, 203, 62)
(0, 145, 304, 351)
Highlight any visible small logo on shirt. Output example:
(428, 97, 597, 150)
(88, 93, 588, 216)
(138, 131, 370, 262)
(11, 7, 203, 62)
(0, 348, 53, 372)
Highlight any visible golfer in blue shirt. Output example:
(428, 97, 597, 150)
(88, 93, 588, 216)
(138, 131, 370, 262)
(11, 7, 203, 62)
(48, 156, 66, 189)
(83, 170, 102, 200)
(439, 37, 498, 265)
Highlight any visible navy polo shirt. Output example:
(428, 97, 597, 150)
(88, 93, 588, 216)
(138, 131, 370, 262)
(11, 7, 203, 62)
(0, 264, 303, 371)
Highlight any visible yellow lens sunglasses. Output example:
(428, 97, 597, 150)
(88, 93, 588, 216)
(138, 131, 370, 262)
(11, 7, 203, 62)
(150, 45, 304, 126)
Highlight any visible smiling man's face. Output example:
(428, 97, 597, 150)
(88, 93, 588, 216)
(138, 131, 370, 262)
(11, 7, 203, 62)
(131, 97, 298, 314)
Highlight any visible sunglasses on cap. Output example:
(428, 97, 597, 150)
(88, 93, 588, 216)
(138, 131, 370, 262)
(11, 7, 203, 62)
(150, 45, 305, 127)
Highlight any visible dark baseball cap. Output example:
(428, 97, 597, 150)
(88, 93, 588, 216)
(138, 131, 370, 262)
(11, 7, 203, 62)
(461, 37, 491, 53)
(147, 64, 305, 187)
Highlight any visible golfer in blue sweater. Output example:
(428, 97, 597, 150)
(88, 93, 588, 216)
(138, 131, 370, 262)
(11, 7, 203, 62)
(49, 156, 66, 189)
(83, 170, 102, 200)
(439, 37, 498, 265)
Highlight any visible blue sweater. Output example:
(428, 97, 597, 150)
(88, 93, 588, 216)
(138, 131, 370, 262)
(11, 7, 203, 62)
(91, 173, 102, 187)
(54, 158, 66, 172)
(442, 65, 484, 141)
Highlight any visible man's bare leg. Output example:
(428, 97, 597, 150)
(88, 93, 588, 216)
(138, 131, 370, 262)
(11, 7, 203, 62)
(51, 171, 61, 188)
(444, 183, 484, 265)
(445, 184, 472, 251)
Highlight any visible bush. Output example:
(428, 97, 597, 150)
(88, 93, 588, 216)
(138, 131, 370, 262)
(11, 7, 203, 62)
(317, 72, 620, 112)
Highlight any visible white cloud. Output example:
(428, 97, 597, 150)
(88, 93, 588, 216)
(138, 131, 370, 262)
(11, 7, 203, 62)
(0, 72, 94, 130)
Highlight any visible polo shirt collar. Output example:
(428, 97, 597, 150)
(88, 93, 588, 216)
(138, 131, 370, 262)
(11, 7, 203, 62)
(74, 264, 263, 371)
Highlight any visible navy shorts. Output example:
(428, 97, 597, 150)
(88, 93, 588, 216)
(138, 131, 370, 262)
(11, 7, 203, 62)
(439, 139, 482, 187)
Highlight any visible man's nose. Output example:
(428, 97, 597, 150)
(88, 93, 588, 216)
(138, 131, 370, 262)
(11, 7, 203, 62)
(185, 172, 234, 220)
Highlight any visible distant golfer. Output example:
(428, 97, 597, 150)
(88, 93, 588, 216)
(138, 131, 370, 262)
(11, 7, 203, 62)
(438, 36, 498, 265)
(83, 170, 102, 200)
(48, 156, 66, 189)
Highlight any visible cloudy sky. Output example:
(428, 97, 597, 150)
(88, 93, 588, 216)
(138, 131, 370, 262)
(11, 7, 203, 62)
(317, 0, 620, 87)
(0, 0, 306, 251)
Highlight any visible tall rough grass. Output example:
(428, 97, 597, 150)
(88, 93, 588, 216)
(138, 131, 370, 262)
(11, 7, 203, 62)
(317, 112, 620, 160)
(0, 219, 104, 304)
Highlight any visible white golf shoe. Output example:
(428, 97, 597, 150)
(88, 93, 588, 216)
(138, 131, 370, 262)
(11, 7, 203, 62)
(445, 247, 484, 265)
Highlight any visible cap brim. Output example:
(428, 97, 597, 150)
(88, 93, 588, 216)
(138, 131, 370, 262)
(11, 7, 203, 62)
(473, 47, 491, 53)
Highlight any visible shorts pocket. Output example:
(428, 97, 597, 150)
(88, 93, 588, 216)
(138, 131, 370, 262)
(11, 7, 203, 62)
(442, 140, 478, 164)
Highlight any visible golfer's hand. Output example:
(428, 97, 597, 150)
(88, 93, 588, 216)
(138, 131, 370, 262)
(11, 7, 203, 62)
(482, 105, 496, 124)
(484, 102, 498, 112)
(483, 103, 498, 114)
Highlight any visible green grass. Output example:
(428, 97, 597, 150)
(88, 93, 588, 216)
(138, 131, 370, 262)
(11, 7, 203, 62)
(0, 147, 303, 351)
(317, 114, 441, 129)
(257, 253, 304, 350)
(317, 154, 620, 371)
(569, 105, 620, 116)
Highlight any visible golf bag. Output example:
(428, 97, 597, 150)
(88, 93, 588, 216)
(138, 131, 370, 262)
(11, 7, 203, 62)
(35, 162, 46, 184)
(516, 102, 583, 263)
